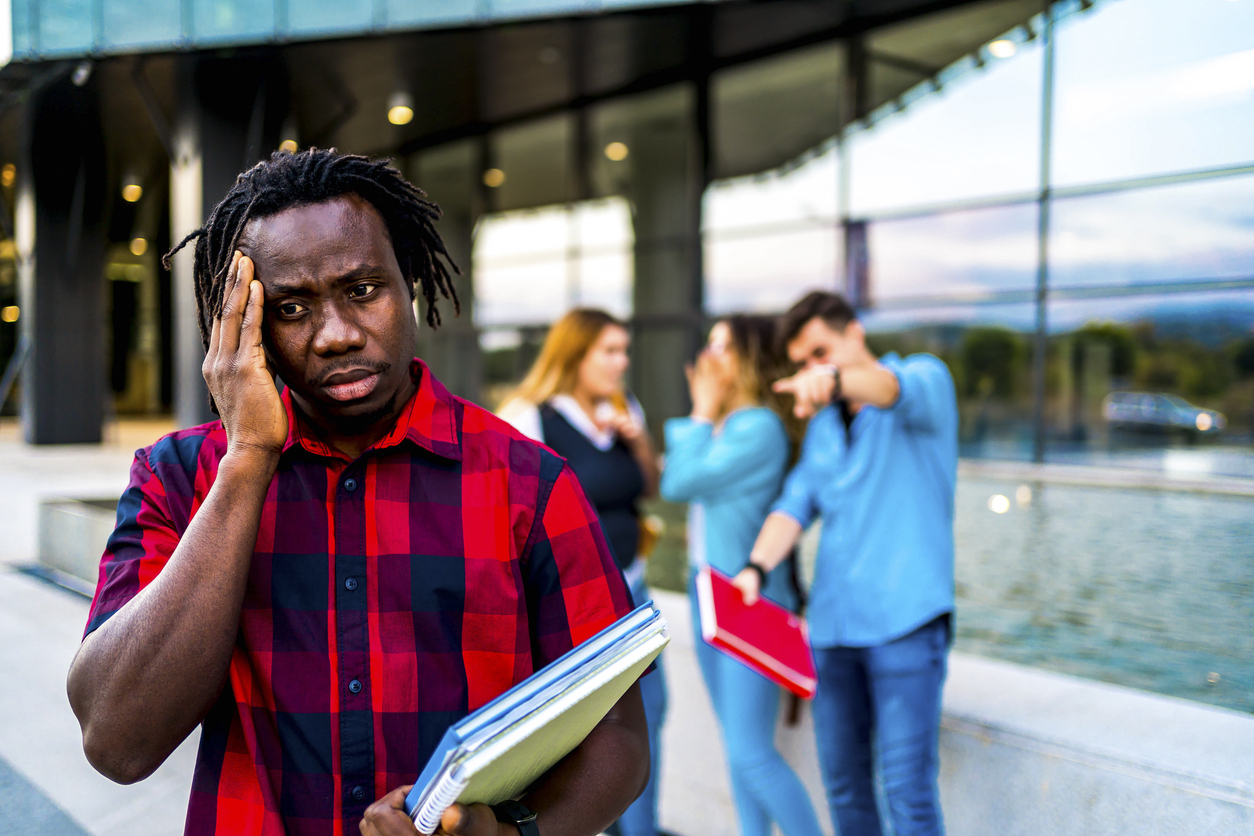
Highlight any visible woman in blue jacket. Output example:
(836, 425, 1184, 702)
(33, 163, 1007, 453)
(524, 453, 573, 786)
(661, 315, 824, 836)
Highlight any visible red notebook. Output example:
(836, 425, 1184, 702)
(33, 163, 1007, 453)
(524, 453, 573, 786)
(695, 565, 818, 699)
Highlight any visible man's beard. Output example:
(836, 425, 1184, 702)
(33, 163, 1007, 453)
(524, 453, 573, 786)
(335, 388, 400, 438)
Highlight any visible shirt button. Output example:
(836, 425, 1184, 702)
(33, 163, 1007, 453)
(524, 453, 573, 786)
(344, 578, 358, 591)
(343, 477, 357, 492)
(348, 679, 363, 694)
(351, 785, 366, 802)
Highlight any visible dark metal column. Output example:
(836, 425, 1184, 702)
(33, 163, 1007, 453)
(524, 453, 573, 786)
(169, 56, 287, 428)
(18, 73, 108, 444)
(410, 139, 483, 401)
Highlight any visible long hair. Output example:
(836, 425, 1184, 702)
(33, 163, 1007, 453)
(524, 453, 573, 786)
(720, 314, 804, 453)
(510, 308, 626, 406)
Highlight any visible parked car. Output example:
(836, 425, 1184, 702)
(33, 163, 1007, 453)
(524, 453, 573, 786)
(1102, 391, 1226, 435)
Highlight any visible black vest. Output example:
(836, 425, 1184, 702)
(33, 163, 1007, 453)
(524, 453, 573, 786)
(540, 404, 643, 571)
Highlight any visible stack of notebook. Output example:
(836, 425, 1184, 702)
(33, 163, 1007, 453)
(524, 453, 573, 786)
(405, 601, 669, 835)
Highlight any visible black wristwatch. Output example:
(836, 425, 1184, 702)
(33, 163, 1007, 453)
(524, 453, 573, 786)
(490, 800, 539, 836)
(746, 561, 768, 586)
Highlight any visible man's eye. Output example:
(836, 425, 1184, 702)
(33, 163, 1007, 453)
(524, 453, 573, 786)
(278, 302, 304, 316)
(349, 283, 377, 298)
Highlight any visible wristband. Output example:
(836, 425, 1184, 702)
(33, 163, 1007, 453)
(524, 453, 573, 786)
(490, 800, 539, 836)
(813, 365, 842, 404)
(746, 562, 768, 586)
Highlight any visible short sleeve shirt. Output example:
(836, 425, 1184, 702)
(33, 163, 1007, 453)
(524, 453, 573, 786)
(84, 359, 634, 836)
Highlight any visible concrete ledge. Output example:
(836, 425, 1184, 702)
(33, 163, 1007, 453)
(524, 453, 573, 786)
(651, 590, 1254, 835)
(37, 498, 116, 585)
(958, 459, 1254, 497)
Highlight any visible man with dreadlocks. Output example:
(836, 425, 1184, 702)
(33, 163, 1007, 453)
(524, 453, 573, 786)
(68, 149, 649, 836)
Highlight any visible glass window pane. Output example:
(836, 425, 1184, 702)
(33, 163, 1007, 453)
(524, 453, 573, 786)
(13, 0, 33, 57)
(710, 43, 842, 180)
(867, 202, 1038, 303)
(1045, 288, 1254, 478)
(286, 0, 372, 37)
(490, 115, 571, 213)
(474, 199, 635, 326)
(386, 0, 476, 28)
(193, 0, 276, 43)
(36, 0, 93, 54)
(703, 145, 839, 234)
(861, 304, 1038, 461)
(103, 0, 180, 48)
(474, 259, 568, 327)
(475, 208, 568, 262)
(704, 227, 838, 315)
(849, 34, 1042, 214)
(1049, 173, 1254, 289)
(1053, 0, 1254, 187)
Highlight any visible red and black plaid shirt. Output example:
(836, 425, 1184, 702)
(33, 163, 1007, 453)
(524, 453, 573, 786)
(84, 359, 634, 836)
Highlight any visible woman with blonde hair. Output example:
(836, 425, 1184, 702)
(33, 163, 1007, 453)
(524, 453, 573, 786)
(498, 308, 668, 836)
(660, 315, 823, 836)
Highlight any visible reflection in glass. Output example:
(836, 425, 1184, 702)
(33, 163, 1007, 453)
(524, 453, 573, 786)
(862, 304, 1038, 460)
(704, 227, 837, 316)
(287, 0, 373, 35)
(1049, 173, 1254, 288)
(710, 43, 842, 180)
(1052, 0, 1254, 187)
(1045, 289, 1254, 478)
(866, 202, 1038, 302)
(703, 146, 838, 234)
(848, 32, 1042, 214)
(36, 0, 93, 54)
(193, 0, 275, 43)
(474, 199, 633, 328)
(103, 0, 181, 48)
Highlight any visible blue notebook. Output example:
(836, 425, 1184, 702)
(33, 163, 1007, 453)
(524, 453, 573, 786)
(405, 601, 668, 834)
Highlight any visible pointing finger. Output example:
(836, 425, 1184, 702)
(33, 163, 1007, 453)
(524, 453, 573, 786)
(773, 375, 800, 393)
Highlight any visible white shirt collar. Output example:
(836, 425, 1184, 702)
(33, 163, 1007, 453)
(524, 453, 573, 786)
(549, 394, 618, 451)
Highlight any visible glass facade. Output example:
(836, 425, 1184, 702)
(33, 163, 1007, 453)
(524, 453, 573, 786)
(468, 0, 1254, 477)
(6, 0, 696, 58)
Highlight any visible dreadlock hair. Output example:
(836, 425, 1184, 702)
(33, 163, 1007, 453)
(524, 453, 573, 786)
(163, 148, 460, 355)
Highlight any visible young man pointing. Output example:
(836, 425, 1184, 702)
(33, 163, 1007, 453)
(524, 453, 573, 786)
(734, 291, 957, 836)
(68, 149, 649, 836)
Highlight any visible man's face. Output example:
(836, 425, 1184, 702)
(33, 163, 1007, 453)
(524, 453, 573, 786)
(787, 316, 863, 370)
(239, 194, 418, 435)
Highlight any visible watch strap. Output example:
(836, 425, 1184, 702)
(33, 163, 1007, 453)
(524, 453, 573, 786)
(490, 800, 540, 836)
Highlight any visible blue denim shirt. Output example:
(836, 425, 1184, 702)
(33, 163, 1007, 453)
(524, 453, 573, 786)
(661, 407, 799, 611)
(772, 353, 957, 648)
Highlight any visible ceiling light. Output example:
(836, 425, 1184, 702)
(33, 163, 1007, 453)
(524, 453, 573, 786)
(604, 142, 629, 162)
(482, 168, 505, 188)
(279, 139, 298, 154)
(130, 237, 148, 256)
(1, 306, 18, 323)
(388, 91, 414, 126)
(988, 39, 1017, 59)
(121, 181, 142, 202)
(0, 164, 14, 188)
(71, 61, 92, 87)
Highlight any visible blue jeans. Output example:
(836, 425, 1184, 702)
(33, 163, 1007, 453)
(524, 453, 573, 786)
(616, 576, 668, 836)
(811, 616, 949, 836)
(691, 591, 825, 836)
